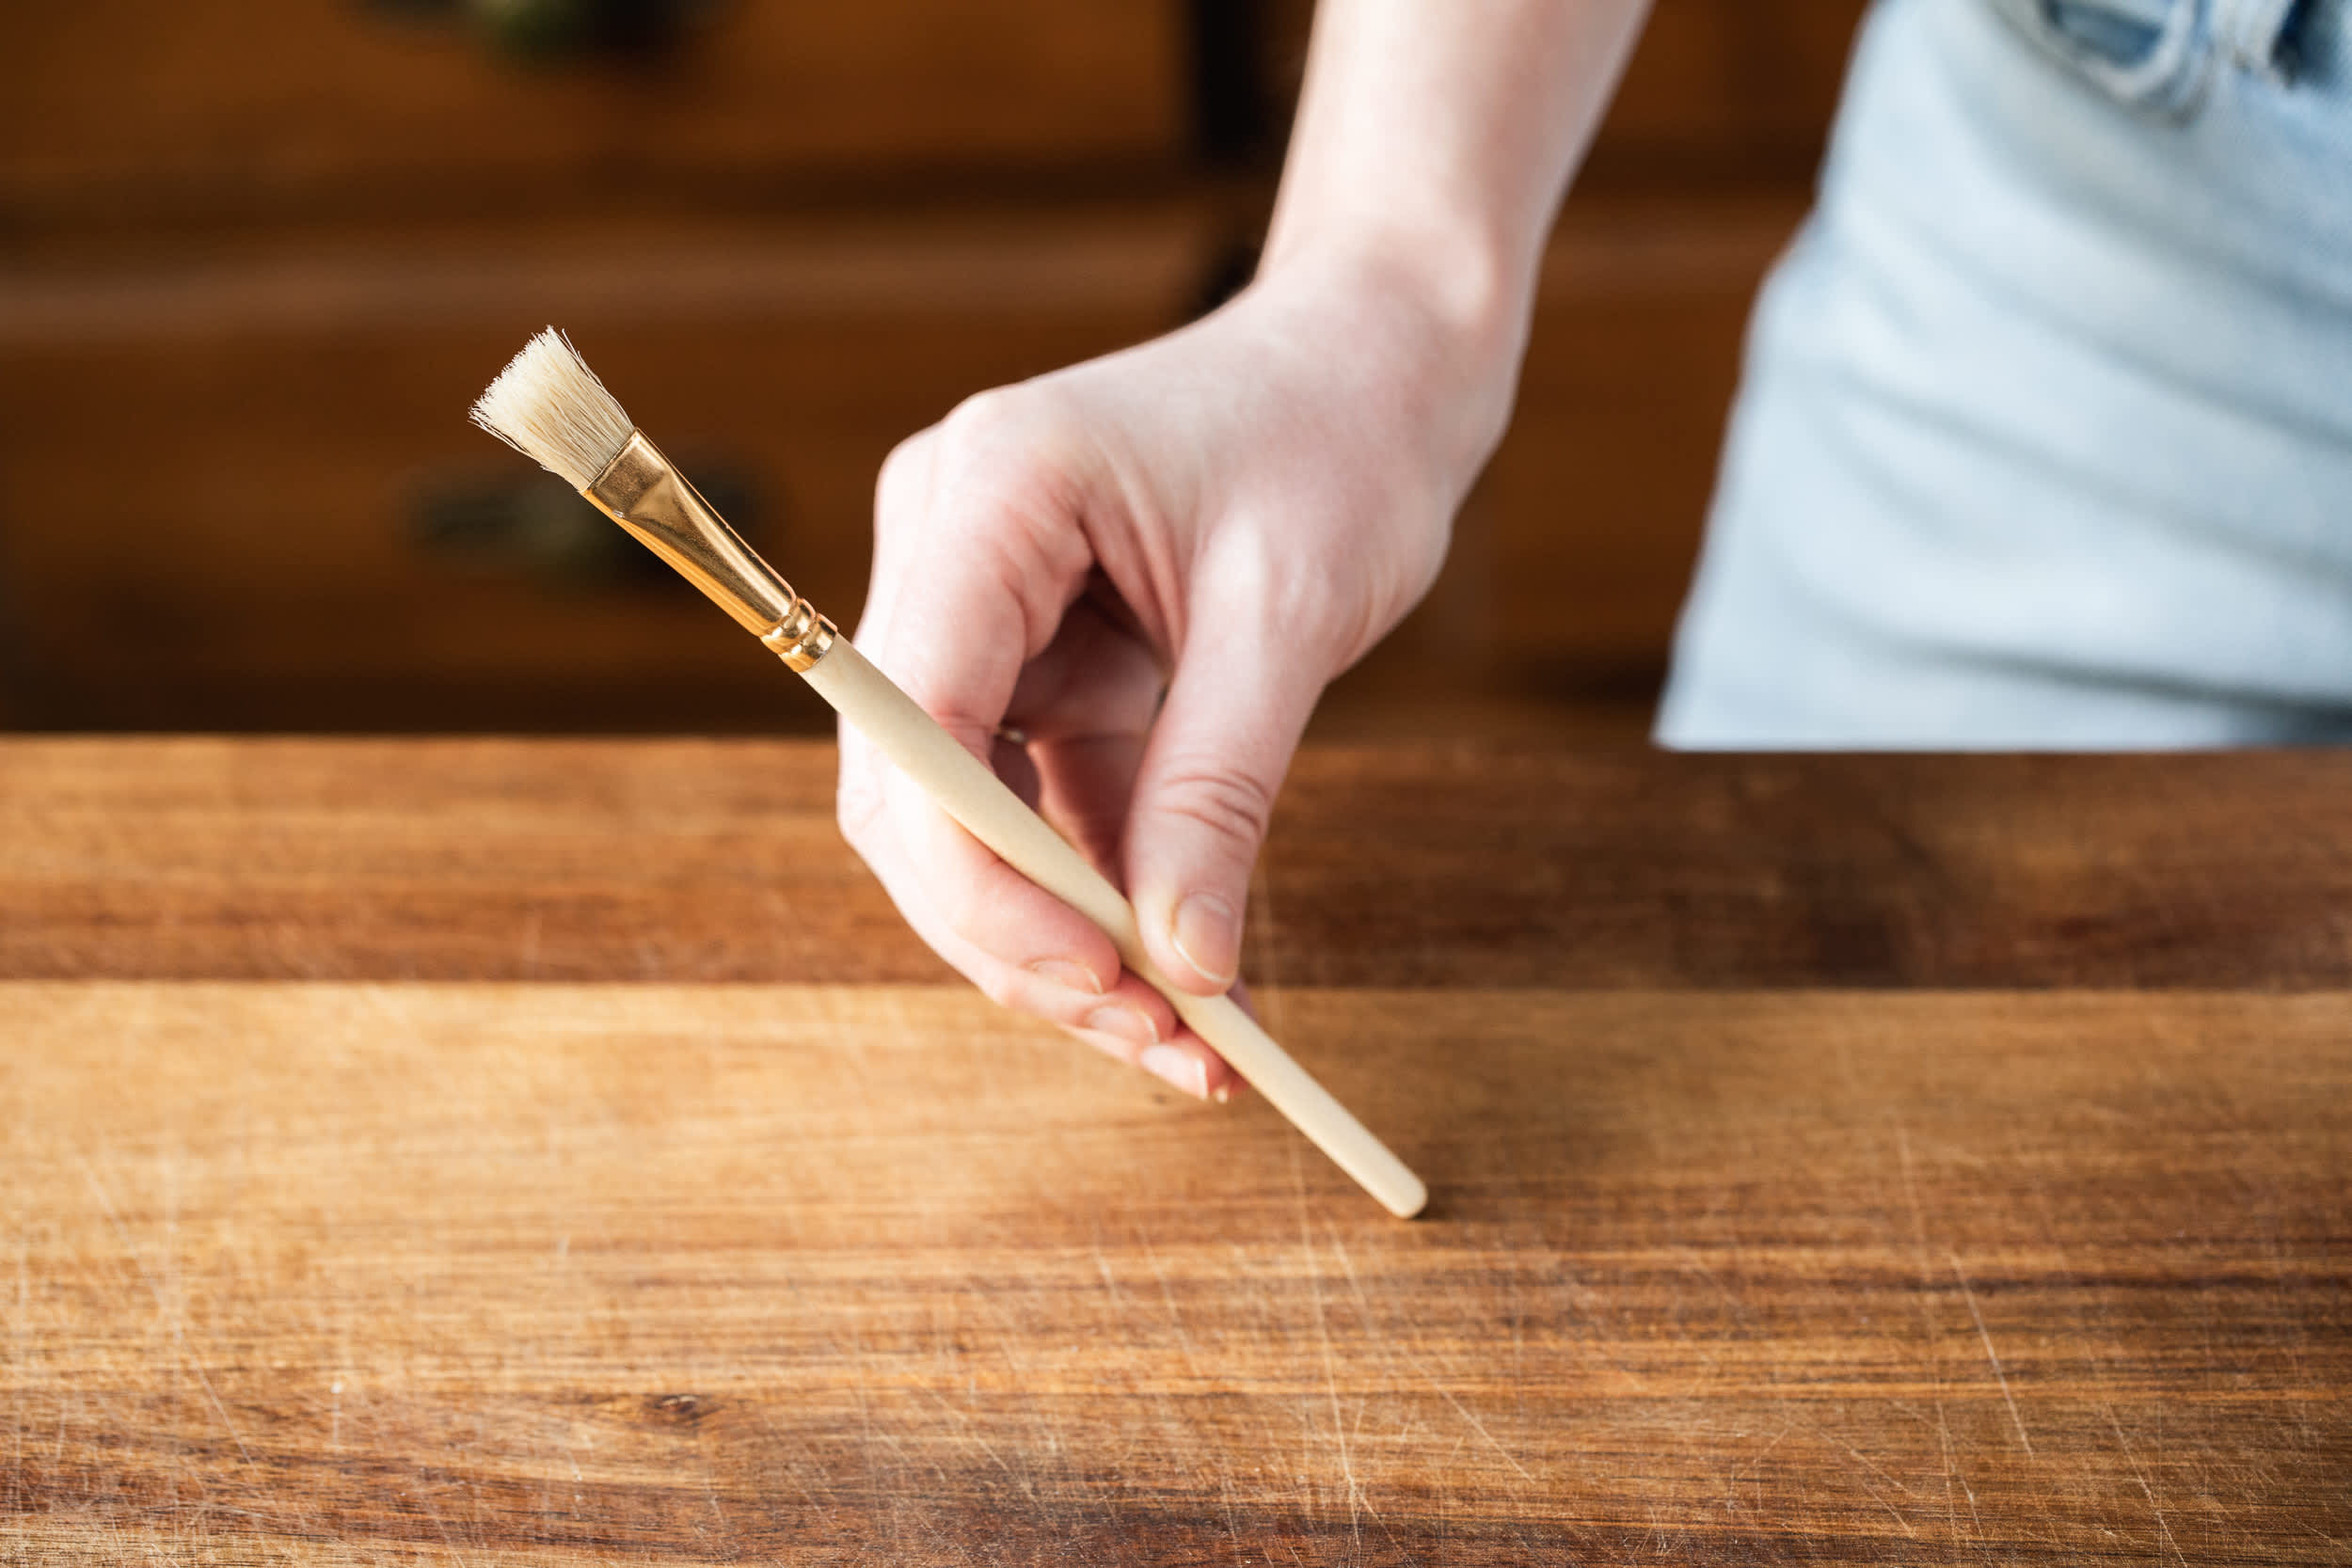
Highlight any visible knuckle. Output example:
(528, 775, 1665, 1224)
(933, 392, 1080, 535)
(936, 386, 1033, 459)
(1153, 764, 1278, 855)
(873, 429, 935, 530)
(1265, 555, 1375, 661)
(1205, 535, 1352, 663)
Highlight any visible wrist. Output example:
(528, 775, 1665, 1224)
(1246, 230, 1534, 493)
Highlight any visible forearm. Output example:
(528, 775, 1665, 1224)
(1259, 0, 1654, 472)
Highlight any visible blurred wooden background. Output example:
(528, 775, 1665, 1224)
(0, 0, 1868, 736)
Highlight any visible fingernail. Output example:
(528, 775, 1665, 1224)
(1140, 1045, 1210, 1101)
(1084, 1005, 1159, 1049)
(1029, 958, 1105, 995)
(1169, 893, 1240, 986)
(1211, 1079, 1232, 1105)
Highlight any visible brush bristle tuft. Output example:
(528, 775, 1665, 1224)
(470, 328, 635, 489)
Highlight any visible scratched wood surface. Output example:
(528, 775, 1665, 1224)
(13, 738, 2352, 989)
(5, 739, 2350, 1564)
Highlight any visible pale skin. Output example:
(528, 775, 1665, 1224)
(838, 0, 1657, 1098)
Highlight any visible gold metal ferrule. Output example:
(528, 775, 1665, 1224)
(584, 432, 836, 672)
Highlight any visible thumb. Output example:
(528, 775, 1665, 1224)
(1124, 625, 1323, 994)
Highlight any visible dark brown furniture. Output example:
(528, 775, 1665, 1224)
(2, 2, 1866, 735)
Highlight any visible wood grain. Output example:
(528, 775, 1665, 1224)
(8, 739, 2352, 989)
(6, 982, 2345, 1562)
(6, 739, 2348, 1561)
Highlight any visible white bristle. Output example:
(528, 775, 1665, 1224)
(469, 328, 635, 489)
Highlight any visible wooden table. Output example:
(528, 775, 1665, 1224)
(6, 738, 2347, 1563)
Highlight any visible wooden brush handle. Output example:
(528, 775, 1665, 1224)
(801, 638, 1427, 1219)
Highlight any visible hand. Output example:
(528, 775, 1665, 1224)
(836, 256, 1513, 1099)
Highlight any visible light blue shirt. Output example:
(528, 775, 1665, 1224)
(1658, 0, 2352, 747)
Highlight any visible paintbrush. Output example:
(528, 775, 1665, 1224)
(470, 329, 1427, 1218)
